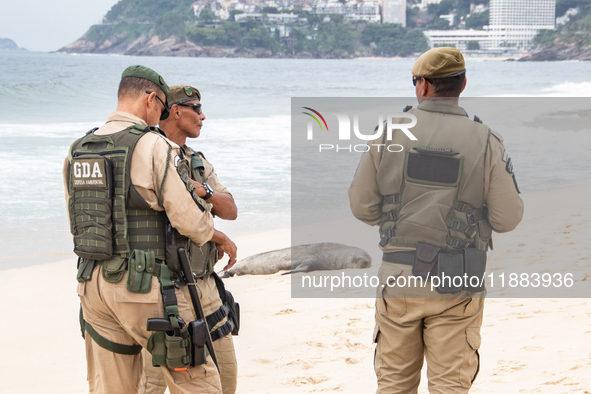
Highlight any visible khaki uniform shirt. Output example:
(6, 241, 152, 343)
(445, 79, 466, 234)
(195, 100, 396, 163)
(348, 101, 524, 253)
(63, 111, 214, 247)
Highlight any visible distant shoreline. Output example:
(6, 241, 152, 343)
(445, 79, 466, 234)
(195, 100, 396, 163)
(50, 50, 529, 61)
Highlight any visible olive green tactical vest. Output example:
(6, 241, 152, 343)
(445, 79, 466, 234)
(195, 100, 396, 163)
(67, 125, 166, 261)
(171, 148, 218, 278)
(377, 103, 493, 253)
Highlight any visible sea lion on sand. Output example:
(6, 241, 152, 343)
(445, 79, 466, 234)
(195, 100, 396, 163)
(218, 243, 371, 278)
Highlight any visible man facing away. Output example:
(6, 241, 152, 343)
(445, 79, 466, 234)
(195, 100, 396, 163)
(348, 47, 524, 394)
(64, 66, 223, 393)
(138, 85, 240, 394)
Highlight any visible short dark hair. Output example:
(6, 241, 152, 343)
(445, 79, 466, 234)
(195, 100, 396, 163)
(118, 76, 164, 100)
(427, 74, 466, 97)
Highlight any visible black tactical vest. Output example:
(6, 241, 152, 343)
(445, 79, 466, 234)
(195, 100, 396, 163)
(67, 125, 167, 261)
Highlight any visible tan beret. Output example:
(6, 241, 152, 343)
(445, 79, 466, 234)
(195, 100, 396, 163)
(167, 85, 201, 107)
(412, 47, 466, 78)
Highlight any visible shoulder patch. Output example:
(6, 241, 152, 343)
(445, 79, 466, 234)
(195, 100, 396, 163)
(505, 157, 513, 173)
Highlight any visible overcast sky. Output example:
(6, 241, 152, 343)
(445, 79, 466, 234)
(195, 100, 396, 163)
(0, 0, 119, 52)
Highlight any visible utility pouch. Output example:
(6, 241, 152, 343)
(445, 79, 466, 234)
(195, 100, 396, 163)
(225, 290, 240, 335)
(405, 147, 463, 187)
(436, 253, 464, 294)
(413, 243, 440, 280)
(76, 258, 96, 283)
(147, 324, 192, 369)
(127, 250, 155, 294)
(189, 319, 209, 366)
(464, 249, 487, 292)
(69, 154, 114, 260)
(101, 255, 127, 283)
(475, 219, 493, 251)
(147, 331, 167, 367)
(165, 323, 192, 368)
(189, 242, 218, 278)
(165, 221, 182, 272)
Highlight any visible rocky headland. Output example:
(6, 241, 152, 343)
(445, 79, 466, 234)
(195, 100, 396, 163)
(57, 34, 356, 59)
(519, 40, 591, 61)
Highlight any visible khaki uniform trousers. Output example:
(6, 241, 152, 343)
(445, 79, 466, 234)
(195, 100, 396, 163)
(139, 274, 238, 394)
(79, 266, 222, 394)
(374, 262, 484, 394)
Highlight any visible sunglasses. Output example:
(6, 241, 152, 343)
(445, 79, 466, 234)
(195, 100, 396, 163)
(145, 91, 169, 120)
(412, 70, 465, 86)
(177, 102, 203, 115)
(412, 76, 432, 86)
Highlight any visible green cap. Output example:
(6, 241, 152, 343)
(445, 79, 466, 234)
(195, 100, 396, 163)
(168, 85, 201, 107)
(121, 65, 171, 97)
(121, 65, 170, 120)
(412, 47, 466, 78)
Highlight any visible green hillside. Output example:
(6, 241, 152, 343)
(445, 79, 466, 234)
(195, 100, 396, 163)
(74, 0, 430, 57)
(534, 1, 591, 47)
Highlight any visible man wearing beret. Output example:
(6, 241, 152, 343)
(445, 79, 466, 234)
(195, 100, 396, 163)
(63, 66, 222, 394)
(138, 85, 239, 394)
(349, 48, 524, 393)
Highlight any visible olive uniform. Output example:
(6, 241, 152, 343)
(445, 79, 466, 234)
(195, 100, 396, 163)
(139, 153, 238, 394)
(64, 67, 222, 394)
(348, 48, 524, 394)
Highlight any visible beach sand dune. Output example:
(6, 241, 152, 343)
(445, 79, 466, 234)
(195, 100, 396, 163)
(1, 187, 590, 393)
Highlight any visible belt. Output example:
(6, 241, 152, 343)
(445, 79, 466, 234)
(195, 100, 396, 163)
(382, 251, 415, 266)
(94, 257, 181, 280)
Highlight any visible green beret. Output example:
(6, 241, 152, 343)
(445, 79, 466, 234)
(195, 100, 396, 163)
(121, 65, 170, 97)
(168, 85, 201, 107)
(412, 47, 466, 78)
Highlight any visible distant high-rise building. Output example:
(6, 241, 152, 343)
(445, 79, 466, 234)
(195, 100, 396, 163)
(424, 0, 556, 52)
(489, 0, 555, 26)
(383, 0, 406, 26)
(488, 0, 555, 49)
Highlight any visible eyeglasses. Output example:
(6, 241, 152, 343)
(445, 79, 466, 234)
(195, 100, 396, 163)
(145, 91, 169, 120)
(412, 76, 432, 86)
(177, 102, 203, 115)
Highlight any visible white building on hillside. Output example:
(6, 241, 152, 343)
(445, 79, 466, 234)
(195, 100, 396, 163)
(382, 0, 406, 25)
(423, 29, 492, 50)
(312, 0, 381, 23)
(420, 0, 441, 7)
(345, 1, 381, 22)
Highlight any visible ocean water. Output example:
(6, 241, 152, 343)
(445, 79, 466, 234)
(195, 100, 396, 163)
(0, 50, 590, 269)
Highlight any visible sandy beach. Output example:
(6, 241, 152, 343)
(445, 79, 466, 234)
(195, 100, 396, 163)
(1, 185, 590, 394)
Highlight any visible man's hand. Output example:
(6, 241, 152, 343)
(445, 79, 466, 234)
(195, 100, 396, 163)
(189, 179, 207, 198)
(210, 229, 237, 270)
